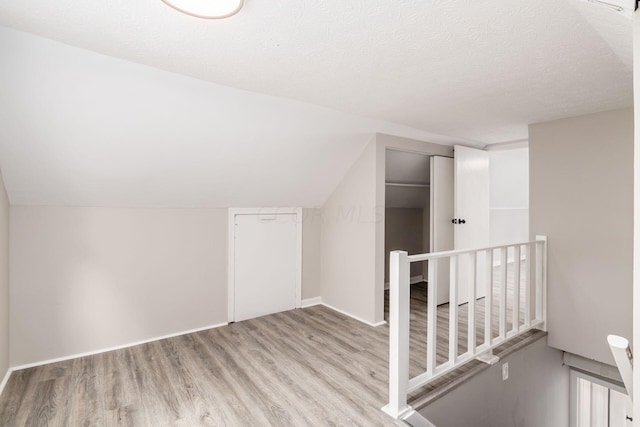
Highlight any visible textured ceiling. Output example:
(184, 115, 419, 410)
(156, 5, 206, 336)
(0, 0, 633, 208)
(0, 0, 633, 145)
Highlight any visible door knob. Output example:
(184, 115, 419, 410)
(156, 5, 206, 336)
(459, 219, 466, 224)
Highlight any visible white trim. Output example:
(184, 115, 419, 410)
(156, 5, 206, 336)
(321, 302, 387, 327)
(370, 320, 387, 327)
(227, 207, 303, 323)
(402, 410, 437, 427)
(570, 368, 629, 427)
(563, 352, 623, 384)
(0, 368, 12, 398)
(11, 322, 228, 372)
(484, 139, 528, 151)
(301, 297, 322, 308)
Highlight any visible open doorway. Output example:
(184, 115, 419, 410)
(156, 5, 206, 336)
(384, 149, 431, 289)
(383, 149, 450, 324)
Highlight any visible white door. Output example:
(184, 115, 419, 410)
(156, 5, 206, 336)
(232, 212, 299, 322)
(454, 145, 490, 305)
(430, 156, 455, 305)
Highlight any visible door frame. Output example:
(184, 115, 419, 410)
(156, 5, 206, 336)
(376, 134, 455, 324)
(227, 207, 303, 322)
(569, 368, 629, 427)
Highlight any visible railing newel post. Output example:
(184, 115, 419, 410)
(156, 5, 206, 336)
(383, 250, 411, 419)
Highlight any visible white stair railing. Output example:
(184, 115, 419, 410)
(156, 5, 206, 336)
(383, 236, 548, 419)
(608, 335, 633, 401)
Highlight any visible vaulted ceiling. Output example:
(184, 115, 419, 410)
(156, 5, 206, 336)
(0, 0, 632, 207)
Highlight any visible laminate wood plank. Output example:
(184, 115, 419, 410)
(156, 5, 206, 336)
(247, 313, 388, 425)
(209, 324, 310, 426)
(41, 371, 72, 427)
(0, 369, 38, 426)
(99, 349, 146, 426)
(170, 334, 236, 426)
(69, 355, 105, 427)
(245, 318, 377, 426)
(0, 260, 537, 426)
(186, 330, 274, 426)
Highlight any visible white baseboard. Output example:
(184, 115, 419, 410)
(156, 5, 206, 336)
(411, 275, 425, 285)
(369, 320, 388, 327)
(384, 275, 426, 290)
(320, 302, 387, 328)
(11, 322, 228, 372)
(0, 368, 11, 398)
(301, 297, 322, 308)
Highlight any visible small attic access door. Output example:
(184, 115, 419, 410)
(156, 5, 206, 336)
(228, 208, 302, 322)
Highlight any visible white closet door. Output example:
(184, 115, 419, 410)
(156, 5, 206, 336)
(454, 145, 490, 304)
(430, 156, 455, 305)
(233, 213, 298, 322)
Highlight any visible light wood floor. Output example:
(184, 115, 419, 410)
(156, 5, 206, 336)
(0, 263, 539, 426)
(1, 305, 406, 427)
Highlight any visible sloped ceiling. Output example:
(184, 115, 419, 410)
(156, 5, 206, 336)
(0, 0, 633, 207)
(568, 0, 633, 70)
(0, 27, 461, 207)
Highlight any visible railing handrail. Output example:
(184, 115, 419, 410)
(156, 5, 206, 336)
(383, 236, 548, 420)
(407, 238, 546, 262)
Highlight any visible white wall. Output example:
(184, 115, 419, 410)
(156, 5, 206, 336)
(420, 338, 569, 427)
(320, 138, 379, 324)
(320, 134, 453, 326)
(489, 147, 529, 245)
(529, 108, 633, 365)
(302, 208, 322, 300)
(0, 171, 9, 385)
(10, 206, 229, 367)
(384, 208, 424, 282)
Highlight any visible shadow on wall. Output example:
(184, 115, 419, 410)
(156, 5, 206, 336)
(420, 338, 569, 427)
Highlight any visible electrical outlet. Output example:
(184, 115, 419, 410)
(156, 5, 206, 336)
(502, 363, 509, 381)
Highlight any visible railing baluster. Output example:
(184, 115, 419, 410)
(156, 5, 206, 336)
(386, 238, 548, 419)
(499, 247, 507, 340)
(542, 238, 548, 332)
(449, 255, 458, 364)
(512, 245, 521, 332)
(535, 235, 548, 331)
(385, 251, 410, 419)
(535, 241, 543, 324)
(427, 259, 437, 375)
(468, 252, 477, 356)
(524, 243, 531, 328)
(485, 249, 493, 346)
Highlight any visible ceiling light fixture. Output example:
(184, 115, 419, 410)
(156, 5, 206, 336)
(161, 0, 244, 19)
